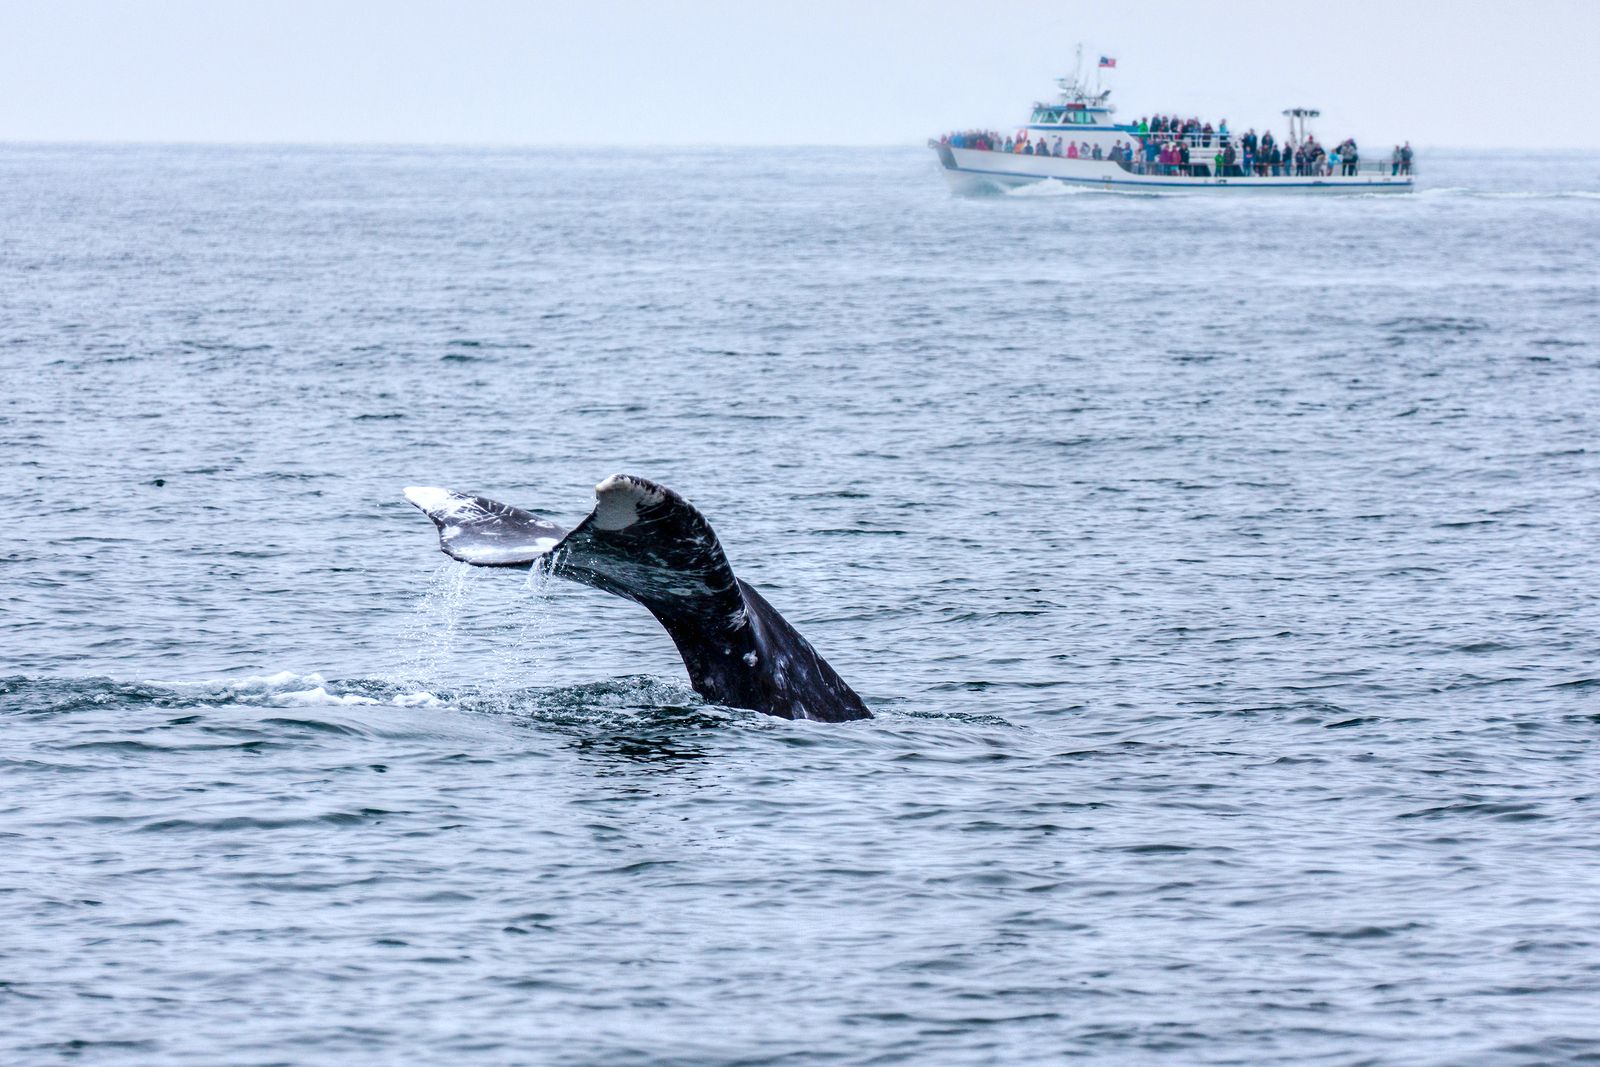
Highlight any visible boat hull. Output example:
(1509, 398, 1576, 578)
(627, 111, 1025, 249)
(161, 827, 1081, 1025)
(933, 144, 1414, 195)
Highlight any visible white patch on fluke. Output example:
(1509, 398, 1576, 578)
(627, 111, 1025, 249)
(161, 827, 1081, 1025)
(404, 486, 465, 516)
(457, 537, 560, 564)
(592, 475, 665, 531)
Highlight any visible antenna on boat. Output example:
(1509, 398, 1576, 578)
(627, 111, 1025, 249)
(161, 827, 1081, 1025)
(1283, 106, 1321, 144)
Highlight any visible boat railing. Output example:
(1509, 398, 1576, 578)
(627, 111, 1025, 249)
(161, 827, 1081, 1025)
(1117, 156, 1414, 177)
(1130, 133, 1413, 171)
(1114, 158, 1415, 179)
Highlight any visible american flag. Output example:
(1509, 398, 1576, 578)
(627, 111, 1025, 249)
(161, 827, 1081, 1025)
(1098, 56, 1117, 68)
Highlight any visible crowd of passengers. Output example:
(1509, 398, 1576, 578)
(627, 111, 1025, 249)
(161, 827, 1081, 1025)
(942, 116, 1414, 177)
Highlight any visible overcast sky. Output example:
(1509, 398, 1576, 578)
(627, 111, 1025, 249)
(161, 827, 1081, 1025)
(1, 0, 1594, 148)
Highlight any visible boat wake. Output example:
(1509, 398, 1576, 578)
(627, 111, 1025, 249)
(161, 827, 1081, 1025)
(998, 179, 1162, 200)
(1004, 179, 1095, 197)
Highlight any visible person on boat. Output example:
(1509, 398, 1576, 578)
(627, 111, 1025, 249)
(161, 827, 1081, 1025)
(1091, 143, 1104, 161)
(1343, 139, 1359, 176)
(1179, 141, 1192, 176)
(1066, 141, 1079, 159)
(1391, 145, 1402, 175)
(1400, 142, 1414, 175)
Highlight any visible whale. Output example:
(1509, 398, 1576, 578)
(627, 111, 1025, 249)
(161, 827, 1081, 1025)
(404, 475, 870, 722)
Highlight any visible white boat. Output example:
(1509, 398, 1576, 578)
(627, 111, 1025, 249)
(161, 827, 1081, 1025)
(931, 55, 1414, 196)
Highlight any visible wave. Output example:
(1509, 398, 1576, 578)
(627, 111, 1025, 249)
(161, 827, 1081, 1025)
(1415, 187, 1600, 200)
(0, 670, 705, 720)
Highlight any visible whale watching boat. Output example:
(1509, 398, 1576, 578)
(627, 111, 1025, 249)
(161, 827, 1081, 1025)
(931, 52, 1414, 195)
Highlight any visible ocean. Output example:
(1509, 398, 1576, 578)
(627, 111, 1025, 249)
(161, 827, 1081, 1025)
(3, 144, 1599, 1064)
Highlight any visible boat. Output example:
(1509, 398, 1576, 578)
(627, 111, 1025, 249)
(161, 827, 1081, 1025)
(930, 52, 1414, 195)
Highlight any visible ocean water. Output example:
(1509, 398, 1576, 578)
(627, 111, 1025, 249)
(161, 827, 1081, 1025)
(3, 144, 1599, 1064)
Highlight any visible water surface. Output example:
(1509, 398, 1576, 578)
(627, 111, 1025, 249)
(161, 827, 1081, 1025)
(3, 145, 1599, 1064)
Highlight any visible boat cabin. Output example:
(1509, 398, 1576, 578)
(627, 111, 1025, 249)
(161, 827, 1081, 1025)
(1028, 103, 1114, 127)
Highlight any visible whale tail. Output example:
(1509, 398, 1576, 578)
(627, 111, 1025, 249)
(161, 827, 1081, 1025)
(404, 476, 870, 722)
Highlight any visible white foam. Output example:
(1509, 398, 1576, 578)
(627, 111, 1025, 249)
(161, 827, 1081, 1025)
(1006, 180, 1094, 198)
(272, 686, 381, 707)
(231, 669, 322, 690)
(269, 685, 443, 708)
(154, 670, 445, 709)
(161, 670, 326, 693)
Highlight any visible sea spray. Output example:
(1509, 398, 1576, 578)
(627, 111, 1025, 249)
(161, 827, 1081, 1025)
(386, 556, 563, 713)
(474, 556, 561, 714)
(393, 560, 471, 690)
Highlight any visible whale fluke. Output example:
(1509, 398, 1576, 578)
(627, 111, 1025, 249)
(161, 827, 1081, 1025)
(404, 476, 870, 722)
